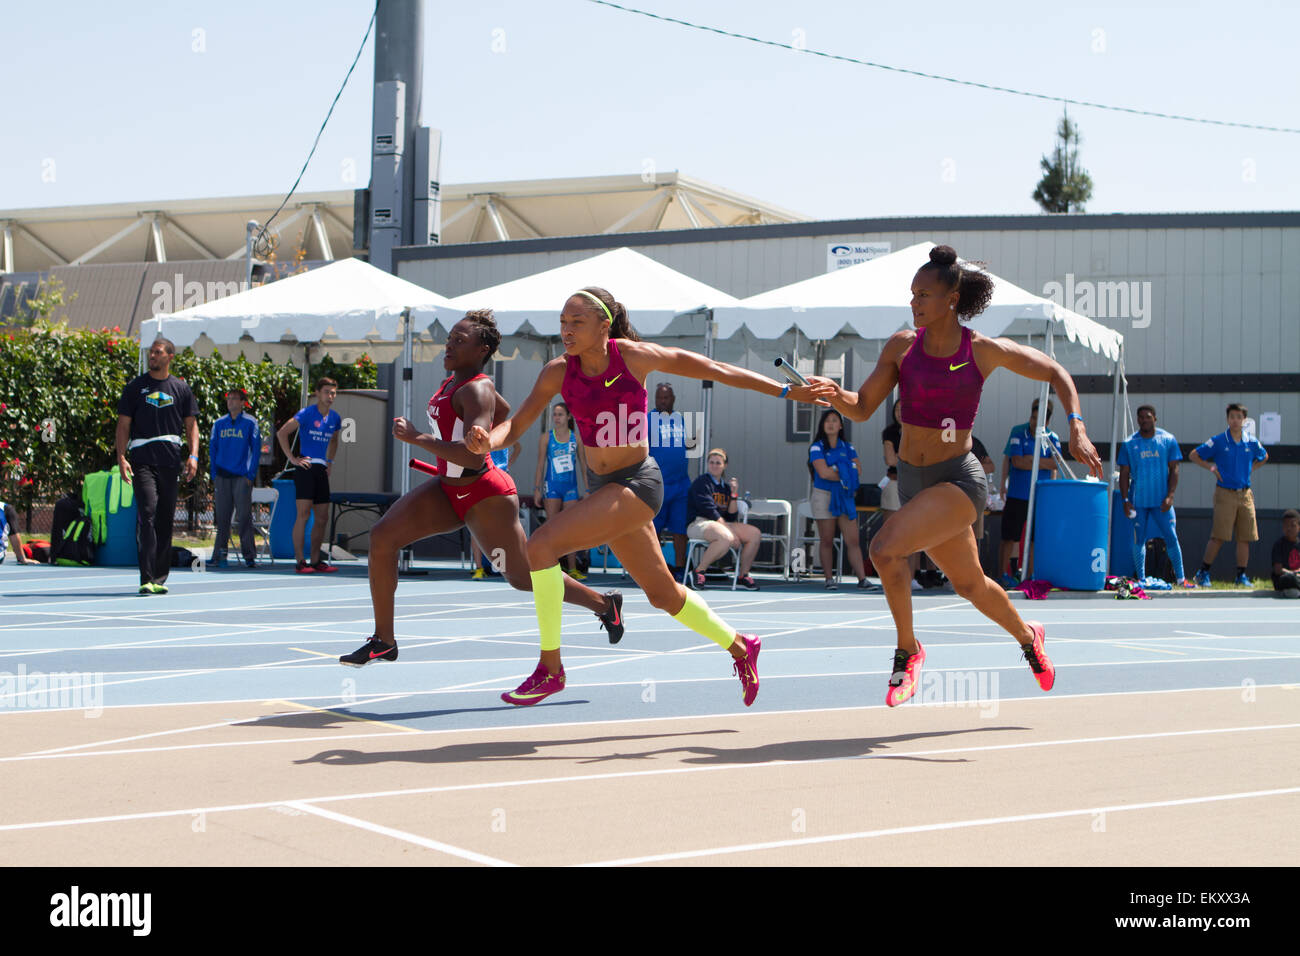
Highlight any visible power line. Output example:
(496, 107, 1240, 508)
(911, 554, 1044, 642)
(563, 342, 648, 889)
(585, 0, 1300, 135)
(255, 1, 379, 258)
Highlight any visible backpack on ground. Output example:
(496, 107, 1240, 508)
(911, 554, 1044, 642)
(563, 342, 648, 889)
(51, 495, 96, 567)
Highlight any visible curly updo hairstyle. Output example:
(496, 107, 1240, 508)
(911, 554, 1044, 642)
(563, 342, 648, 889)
(462, 309, 502, 365)
(917, 245, 995, 320)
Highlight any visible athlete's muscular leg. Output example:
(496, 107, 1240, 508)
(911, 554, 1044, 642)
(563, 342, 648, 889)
(368, 480, 462, 643)
(466, 495, 608, 614)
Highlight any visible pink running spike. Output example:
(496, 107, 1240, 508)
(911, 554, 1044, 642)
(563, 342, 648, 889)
(732, 635, 761, 706)
(885, 640, 926, 707)
(1022, 621, 1055, 691)
(502, 663, 566, 706)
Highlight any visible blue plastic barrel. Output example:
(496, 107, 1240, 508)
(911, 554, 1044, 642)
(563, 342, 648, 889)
(271, 479, 311, 559)
(1032, 479, 1109, 590)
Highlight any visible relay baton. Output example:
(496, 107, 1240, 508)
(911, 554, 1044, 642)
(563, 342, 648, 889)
(773, 357, 811, 386)
(409, 458, 440, 476)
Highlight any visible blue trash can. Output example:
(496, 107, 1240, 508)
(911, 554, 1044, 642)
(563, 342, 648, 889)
(271, 479, 311, 560)
(1032, 479, 1109, 591)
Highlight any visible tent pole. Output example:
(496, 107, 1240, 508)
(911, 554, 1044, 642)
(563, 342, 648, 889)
(1105, 343, 1124, 577)
(301, 344, 312, 407)
(701, 310, 714, 476)
(398, 307, 415, 573)
(1021, 324, 1054, 582)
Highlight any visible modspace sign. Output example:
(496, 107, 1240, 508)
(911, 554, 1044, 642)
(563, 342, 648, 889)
(827, 242, 891, 271)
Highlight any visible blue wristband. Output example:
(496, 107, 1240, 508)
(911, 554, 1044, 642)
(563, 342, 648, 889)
(779, 384, 791, 399)
(1068, 413, 1084, 424)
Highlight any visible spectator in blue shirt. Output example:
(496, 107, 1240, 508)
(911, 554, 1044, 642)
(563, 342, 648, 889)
(649, 383, 695, 581)
(686, 448, 760, 590)
(998, 398, 1061, 584)
(1190, 403, 1269, 587)
(1118, 404, 1192, 586)
(209, 387, 261, 568)
(277, 377, 343, 574)
(808, 409, 870, 590)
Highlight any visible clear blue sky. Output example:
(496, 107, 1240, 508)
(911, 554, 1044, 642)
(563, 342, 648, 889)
(4, 0, 1298, 219)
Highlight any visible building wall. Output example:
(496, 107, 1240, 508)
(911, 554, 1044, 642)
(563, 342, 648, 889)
(394, 215, 1300, 564)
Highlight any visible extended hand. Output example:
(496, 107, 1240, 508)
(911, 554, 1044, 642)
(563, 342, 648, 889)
(1068, 429, 1104, 479)
(787, 378, 836, 406)
(392, 417, 419, 443)
(465, 424, 490, 456)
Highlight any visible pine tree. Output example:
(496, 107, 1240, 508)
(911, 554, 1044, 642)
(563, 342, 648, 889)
(1033, 109, 1094, 213)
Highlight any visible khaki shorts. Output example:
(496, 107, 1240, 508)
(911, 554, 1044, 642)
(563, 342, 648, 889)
(1211, 486, 1257, 542)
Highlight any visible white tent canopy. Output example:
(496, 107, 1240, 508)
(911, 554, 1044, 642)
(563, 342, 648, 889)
(141, 256, 454, 347)
(713, 242, 1122, 362)
(435, 247, 741, 339)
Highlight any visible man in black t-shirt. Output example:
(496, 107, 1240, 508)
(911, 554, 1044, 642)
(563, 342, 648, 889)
(115, 337, 199, 594)
(1272, 509, 1300, 598)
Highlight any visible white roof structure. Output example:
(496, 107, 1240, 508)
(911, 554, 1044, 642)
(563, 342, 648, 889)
(1, 173, 807, 272)
(141, 257, 452, 347)
(438, 247, 741, 338)
(712, 242, 1123, 360)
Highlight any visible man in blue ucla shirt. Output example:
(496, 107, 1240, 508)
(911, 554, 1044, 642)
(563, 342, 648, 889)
(277, 377, 342, 573)
(649, 384, 695, 580)
(1118, 404, 1192, 586)
(209, 387, 261, 568)
(1190, 403, 1269, 586)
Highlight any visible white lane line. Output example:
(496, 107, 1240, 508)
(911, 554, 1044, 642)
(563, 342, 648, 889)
(579, 786, 1300, 866)
(2, 722, 1297, 832)
(284, 801, 515, 867)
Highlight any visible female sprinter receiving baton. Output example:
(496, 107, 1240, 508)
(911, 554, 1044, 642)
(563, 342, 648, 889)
(339, 311, 625, 666)
(465, 287, 833, 706)
(809, 246, 1102, 706)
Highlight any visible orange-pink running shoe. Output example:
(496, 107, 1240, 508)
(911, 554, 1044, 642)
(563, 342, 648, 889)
(502, 663, 566, 706)
(1022, 621, 1055, 691)
(732, 635, 761, 706)
(885, 640, 925, 707)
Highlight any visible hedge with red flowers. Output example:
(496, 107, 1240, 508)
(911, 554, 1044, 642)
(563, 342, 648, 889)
(0, 325, 376, 509)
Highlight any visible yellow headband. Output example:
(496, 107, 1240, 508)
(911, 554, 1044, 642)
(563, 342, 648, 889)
(573, 290, 613, 324)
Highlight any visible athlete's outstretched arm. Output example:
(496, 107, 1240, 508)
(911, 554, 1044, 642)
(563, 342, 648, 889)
(975, 336, 1103, 477)
(393, 379, 499, 471)
(627, 341, 833, 404)
(466, 358, 565, 455)
(813, 330, 909, 423)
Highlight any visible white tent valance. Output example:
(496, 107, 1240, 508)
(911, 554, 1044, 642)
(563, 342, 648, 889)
(141, 257, 453, 347)
(712, 242, 1123, 361)
(434, 247, 740, 339)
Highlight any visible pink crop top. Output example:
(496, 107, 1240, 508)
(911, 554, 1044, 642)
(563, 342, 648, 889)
(898, 326, 985, 430)
(561, 338, 649, 448)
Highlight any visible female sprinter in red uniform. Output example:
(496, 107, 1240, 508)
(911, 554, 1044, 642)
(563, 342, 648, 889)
(339, 311, 625, 666)
(811, 246, 1103, 706)
(465, 288, 832, 706)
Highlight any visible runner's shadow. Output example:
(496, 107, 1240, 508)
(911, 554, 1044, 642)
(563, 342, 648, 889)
(246, 699, 590, 731)
(566, 726, 1027, 766)
(294, 729, 737, 766)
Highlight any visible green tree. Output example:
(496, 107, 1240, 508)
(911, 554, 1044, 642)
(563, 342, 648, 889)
(1033, 111, 1094, 213)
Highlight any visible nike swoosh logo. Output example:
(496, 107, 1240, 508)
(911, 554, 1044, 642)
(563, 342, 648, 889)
(456, 492, 471, 499)
(510, 688, 558, 699)
(369, 649, 392, 659)
(949, 362, 970, 371)
(604, 373, 623, 388)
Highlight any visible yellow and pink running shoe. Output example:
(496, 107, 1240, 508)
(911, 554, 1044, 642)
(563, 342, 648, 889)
(885, 640, 926, 707)
(502, 663, 566, 706)
(1022, 621, 1055, 691)
(732, 635, 761, 706)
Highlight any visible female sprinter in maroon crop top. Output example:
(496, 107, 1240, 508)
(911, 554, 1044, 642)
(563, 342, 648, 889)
(811, 246, 1102, 707)
(338, 311, 626, 667)
(466, 287, 832, 707)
